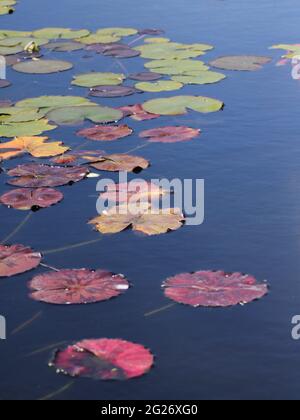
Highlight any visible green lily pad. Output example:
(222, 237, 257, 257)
(209, 56, 272, 71)
(0, 45, 24, 55)
(72, 72, 125, 88)
(143, 95, 224, 116)
(0, 119, 57, 138)
(78, 27, 137, 44)
(0, 37, 48, 47)
(135, 42, 208, 60)
(32, 28, 90, 40)
(0, 107, 45, 123)
(136, 80, 183, 92)
(12, 59, 73, 74)
(47, 105, 123, 125)
(0, 5, 14, 15)
(44, 41, 84, 52)
(171, 71, 226, 85)
(145, 59, 209, 75)
(15, 95, 93, 110)
(0, 30, 32, 38)
(144, 37, 171, 44)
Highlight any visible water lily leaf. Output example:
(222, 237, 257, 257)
(77, 125, 133, 141)
(0, 107, 45, 123)
(89, 204, 184, 236)
(44, 41, 84, 52)
(0, 244, 41, 277)
(143, 96, 224, 116)
(33, 28, 90, 40)
(0, 188, 63, 210)
(85, 42, 125, 53)
(0, 136, 69, 160)
(0, 45, 24, 55)
(0, 30, 32, 38)
(144, 37, 170, 44)
(29, 269, 129, 305)
(119, 104, 160, 121)
(135, 42, 208, 60)
(89, 85, 141, 98)
(72, 72, 125, 88)
(102, 45, 141, 58)
(0, 36, 48, 48)
(87, 154, 149, 173)
(145, 59, 209, 75)
(270, 44, 300, 52)
(209, 56, 272, 71)
(0, 79, 11, 88)
(0, 6, 14, 15)
(163, 271, 269, 307)
(135, 80, 183, 92)
(138, 28, 165, 35)
(50, 338, 154, 380)
(0, 119, 57, 138)
(172, 71, 226, 85)
(13, 59, 73, 74)
(128, 72, 162, 81)
(51, 149, 105, 165)
(140, 126, 201, 143)
(7, 164, 89, 188)
(15, 95, 92, 111)
(47, 105, 122, 125)
(78, 28, 137, 45)
(100, 181, 169, 204)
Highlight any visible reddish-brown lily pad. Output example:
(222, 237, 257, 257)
(77, 125, 133, 141)
(0, 244, 42, 277)
(102, 45, 141, 58)
(7, 164, 89, 188)
(163, 270, 269, 307)
(128, 72, 162, 81)
(86, 154, 150, 173)
(0, 80, 11, 88)
(119, 104, 160, 121)
(29, 269, 129, 305)
(138, 29, 165, 35)
(51, 150, 105, 165)
(89, 86, 141, 98)
(0, 188, 63, 210)
(100, 181, 168, 203)
(140, 126, 201, 143)
(49, 338, 154, 380)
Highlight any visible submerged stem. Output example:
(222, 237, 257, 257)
(41, 238, 102, 255)
(123, 143, 150, 155)
(38, 381, 74, 401)
(1, 212, 32, 245)
(11, 311, 43, 336)
(144, 303, 176, 317)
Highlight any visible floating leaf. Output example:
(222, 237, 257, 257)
(128, 72, 162, 81)
(78, 28, 137, 45)
(33, 28, 90, 40)
(89, 85, 141, 98)
(0, 36, 48, 48)
(138, 28, 165, 35)
(172, 71, 226, 85)
(100, 181, 169, 204)
(102, 45, 141, 58)
(44, 41, 84, 52)
(89, 204, 184, 236)
(72, 72, 125, 88)
(144, 37, 171, 44)
(85, 42, 125, 53)
(0, 119, 57, 138)
(135, 80, 183, 92)
(119, 104, 160, 121)
(46, 105, 122, 125)
(0, 244, 41, 277)
(13, 59, 73, 74)
(163, 271, 269, 307)
(87, 154, 149, 173)
(0, 107, 44, 123)
(135, 42, 211, 60)
(0, 6, 14, 15)
(0, 30, 32, 38)
(140, 126, 201, 143)
(143, 96, 224, 116)
(51, 150, 105, 165)
(77, 125, 133, 141)
(7, 164, 88, 188)
(29, 269, 129, 305)
(0, 79, 11, 88)
(50, 338, 154, 380)
(0, 136, 69, 160)
(0, 188, 63, 210)
(15, 95, 93, 111)
(145, 59, 209, 75)
(209, 56, 272, 71)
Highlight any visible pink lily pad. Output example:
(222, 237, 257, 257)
(119, 104, 160, 121)
(139, 126, 201, 143)
(0, 244, 41, 277)
(77, 124, 133, 141)
(0, 188, 63, 210)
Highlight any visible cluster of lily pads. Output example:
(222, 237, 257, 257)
(0, 26, 272, 383)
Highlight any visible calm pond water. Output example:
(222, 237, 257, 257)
(1, 0, 300, 400)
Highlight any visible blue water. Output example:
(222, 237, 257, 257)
(1, 0, 300, 400)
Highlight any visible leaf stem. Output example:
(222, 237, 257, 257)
(11, 311, 43, 336)
(1, 211, 32, 245)
(144, 303, 176, 317)
(41, 237, 102, 255)
(38, 382, 74, 401)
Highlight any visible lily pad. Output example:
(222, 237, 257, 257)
(172, 71, 226, 85)
(0, 244, 41, 277)
(72, 72, 125, 88)
(89, 85, 141, 98)
(12, 59, 73, 74)
(0, 136, 69, 160)
(145, 59, 209, 75)
(140, 126, 201, 143)
(144, 37, 171, 44)
(50, 338, 154, 380)
(128, 72, 162, 81)
(102, 45, 141, 58)
(44, 41, 84, 52)
(29, 269, 129, 305)
(89, 204, 185, 236)
(119, 104, 160, 121)
(0, 188, 63, 210)
(135, 80, 183, 92)
(0, 119, 57, 137)
(78, 28, 137, 45)
(135, 42, 210, 60)
(209, 55, 272, 71)
(77, 125, 133, 141)
(0, 79, 11, 88)
(100, 181, 169, 204)
(87, 154, 149, 173)
(163, 270, 269, 307)
(7, 164, 89, 188)
(0, 107, 45, 123)
(46, 105, 123, 125)
(0, 30, 32, 38)
(33, 28, 90, 40)
(143, 96, 224, 116)
(15, 95, 92, 111)
(51, 149, 105, 165)
(138, 29, 165, 35)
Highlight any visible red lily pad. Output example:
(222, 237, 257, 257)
(86, 43, 127, 53)
(7, 164, 88, 188)
(138, 29, 165, 35)
(0, 244, 41, 277)
(51, 150, 105, 165)
(77, 125, 133, 141)
(50, 338, 154, 380)
(102, 46, 141, 58)
(119, 104, 160, 121)
(100, 181, 168, 203)
(128, 72, 162, 81)
(0, 80, 11, 88)
(89, 85, 141, 98)
(139, 126, 201, 143)
(29, 269, 129, 305)
(163, 270, 269, 307)
(0, 188, 63, 210)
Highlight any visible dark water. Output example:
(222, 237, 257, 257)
(1, 0, 300, 400)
